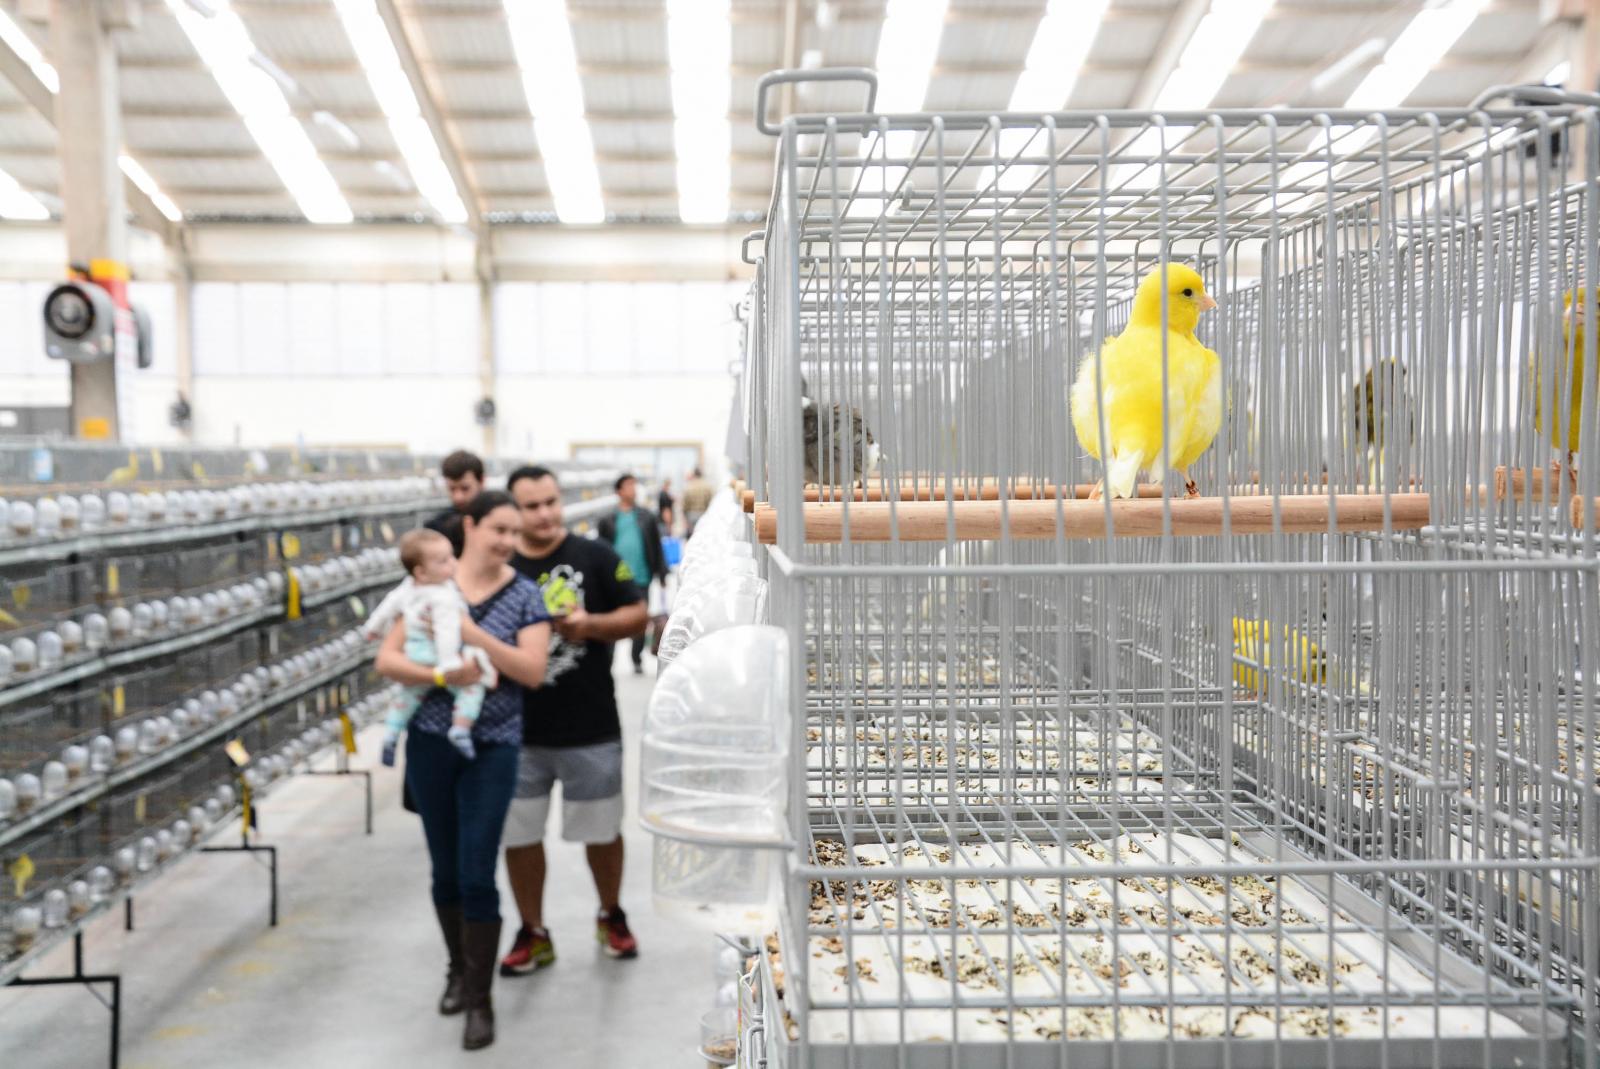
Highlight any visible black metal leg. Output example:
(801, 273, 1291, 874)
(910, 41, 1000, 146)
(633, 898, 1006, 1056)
(300, 768, 375, 836)
(200, 844, 279, 927)
(123, 897, 133, 932)
(8, 933, 122, 1069)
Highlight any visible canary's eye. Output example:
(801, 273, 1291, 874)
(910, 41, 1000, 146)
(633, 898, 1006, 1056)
(1182, 288, 1193, 298)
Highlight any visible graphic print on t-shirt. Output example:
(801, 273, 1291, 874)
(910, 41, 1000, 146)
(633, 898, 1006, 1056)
(535, 563, 586, 683)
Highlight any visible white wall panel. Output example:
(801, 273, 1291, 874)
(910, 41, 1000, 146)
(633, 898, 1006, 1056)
(539, 282, 589, 374)
(336, 283, 384, 376)
(494, 282, 541, 375)
(238, 284, 289, 376)
(287, 283, 337, 378)
(431, 284, 479, 377)
(382, 282, 434, 376)
(192, 281, 240, 375)
(585, 283, 633, 374)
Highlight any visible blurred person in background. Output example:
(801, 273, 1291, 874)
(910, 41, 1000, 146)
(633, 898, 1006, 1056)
(680, 467, 713, 539)
(597, 474, 669, 674)
(657, 477, 674, 532)
(427, 450, 486, 554)
(501, 466, 649, 971)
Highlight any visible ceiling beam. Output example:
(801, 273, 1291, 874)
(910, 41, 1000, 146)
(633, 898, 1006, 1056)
(0, 146, 776, 171)
(374, 0, 483, 227)
(1125, 0, 1210, 109)
(0, 20, 178, 243)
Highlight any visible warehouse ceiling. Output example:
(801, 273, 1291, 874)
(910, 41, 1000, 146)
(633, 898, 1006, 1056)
(0, 0, 1568, 228)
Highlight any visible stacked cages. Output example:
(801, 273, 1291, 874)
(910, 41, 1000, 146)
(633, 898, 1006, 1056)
(743, 74, 1598, 1068)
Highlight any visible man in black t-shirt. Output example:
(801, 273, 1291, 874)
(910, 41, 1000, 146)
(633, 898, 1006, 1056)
(499, 465, 648, 973)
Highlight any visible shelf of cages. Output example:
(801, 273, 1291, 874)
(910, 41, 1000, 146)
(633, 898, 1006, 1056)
(0, 484, 439, 570)
(726, 73, 1600, 1069)
(0, 677, 398, 985)
(0, 552, 405, 791)
(0, 605, 382, 850)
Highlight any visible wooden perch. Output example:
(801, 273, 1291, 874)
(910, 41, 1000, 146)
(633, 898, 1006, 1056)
(1572, 495, 1599, 530)
(752, 493, 1434, 544)
(740, 481, 1163, 512)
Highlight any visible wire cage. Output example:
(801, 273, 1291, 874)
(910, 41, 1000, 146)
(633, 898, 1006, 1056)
(0, 688, 99, 778)
(741, 75, 1599, 1068)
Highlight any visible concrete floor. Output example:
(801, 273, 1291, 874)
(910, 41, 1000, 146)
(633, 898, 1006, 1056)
(1, 651, 718, 1068)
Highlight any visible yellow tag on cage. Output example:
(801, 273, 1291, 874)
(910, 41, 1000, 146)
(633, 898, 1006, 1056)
(112, 685, 126, 717)
(340, 713, 356, 754)
(8, 854, 34, 897)
(134, 793, 147, 823)
(286, 570, 302, 621)
(106, 564, 119, 596)
(332, 528, 343, 552)
(12, 584, 30, 611)
(191, 461, 206, 480)
(240, 784, 252, 832)
(151, 449, 164, 475)
(281, 533, 301, 560)
(347, 596, 365, 617)
(224, 739, 250, 767)
(316, 691, 328, 716)
(380, 523, 395, 544)
(266, 539, 278, 563)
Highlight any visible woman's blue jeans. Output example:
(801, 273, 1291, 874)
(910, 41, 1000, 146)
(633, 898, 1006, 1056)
(405, 730, 517, 923)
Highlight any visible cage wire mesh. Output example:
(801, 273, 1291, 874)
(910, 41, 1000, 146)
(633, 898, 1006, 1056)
(742, 94, 1600, 1067)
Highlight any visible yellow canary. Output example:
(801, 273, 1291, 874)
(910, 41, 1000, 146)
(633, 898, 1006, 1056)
(1071, 264, 1223, 499)
(1532, 288, 1597, 482)
(1231, 618, 1326, 693)
(105, 452, 140, 485)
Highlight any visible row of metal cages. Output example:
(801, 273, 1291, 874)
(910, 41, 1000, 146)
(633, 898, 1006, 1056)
(0, 594, 382, 819)
(757, 536, 1597, 1064)
(740, 110, 1600, 547)
(0, 669, 397, 959)
(732, 93, 1600, 1065)
(0, 442, 447, 488)
(0, 515, 415, 686)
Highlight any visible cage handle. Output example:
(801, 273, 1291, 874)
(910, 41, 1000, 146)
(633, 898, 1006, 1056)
(741, 230, 766, 265)
(755, 67, 878, 136)
(1470, 83, 1600, 109)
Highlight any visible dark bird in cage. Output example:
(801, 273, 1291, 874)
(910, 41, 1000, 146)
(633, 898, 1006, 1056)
(800, 379, 881, 487)
(1350, 358, 1416, 490)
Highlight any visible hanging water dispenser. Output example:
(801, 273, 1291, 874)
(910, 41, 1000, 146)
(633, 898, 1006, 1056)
(640, 625, 791, 934)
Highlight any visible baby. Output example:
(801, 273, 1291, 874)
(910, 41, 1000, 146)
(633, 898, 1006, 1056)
(362, 528, 497, 765)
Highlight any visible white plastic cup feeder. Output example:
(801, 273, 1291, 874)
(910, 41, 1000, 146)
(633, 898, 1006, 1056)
(78, 494, 106, 529)
(9, 499, 36, 538)
(84, 613, 110, 651)
(36, 630, 62, 670)
(59, 619, 84, 653)
(10, 637, 38, 674)
(35, 497, 60, 536)
(62, 745, 89, 779)
(107, 607, 133, 642)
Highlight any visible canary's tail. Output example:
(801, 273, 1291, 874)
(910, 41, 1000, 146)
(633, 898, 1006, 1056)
(1106, 452, 1143, 500)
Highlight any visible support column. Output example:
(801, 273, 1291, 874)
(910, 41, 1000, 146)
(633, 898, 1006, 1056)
(477, 227, 496, 458)
(173, 238, 196, 441)
(51, 0, 128, 440)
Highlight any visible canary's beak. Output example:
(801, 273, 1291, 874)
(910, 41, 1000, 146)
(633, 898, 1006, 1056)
(1200, 293, 1218, 312)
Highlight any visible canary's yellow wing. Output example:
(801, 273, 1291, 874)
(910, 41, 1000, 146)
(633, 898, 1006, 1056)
(1071, 324, 1222, 497)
